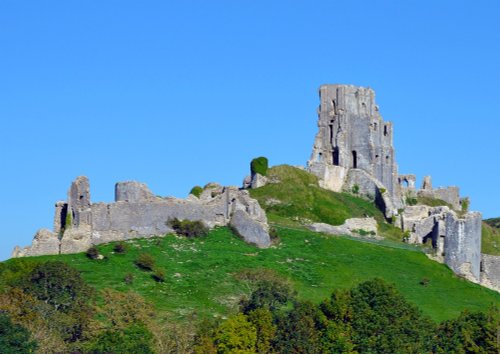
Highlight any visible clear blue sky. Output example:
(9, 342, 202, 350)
(1, 1, 499, 261)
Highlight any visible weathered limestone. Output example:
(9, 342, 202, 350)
(307, 84, 402, 212)
(401, 205, 483, 283)
(480, 254, 500, 292)
(12, 229, 60, 257)
(115, 181, 157, 203)
(15, 177, 271, 256)
(308, 217, 378, 238)
(444, 212, 482, 282)
(243, 173, 268, 189)
(230, 210, 271, 248)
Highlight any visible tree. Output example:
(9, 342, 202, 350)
(21, 261, 95, 342)
(247, 308, 276, 353)
(434, 306, 499, 353)
(86, 324, 155, 354)
(214, 313, 257, 354)
(348, 278, 435, 353)
(22, 261, 94, 313)
(0, 313, 37, 354)
(240, 279, 294, 314)
(273, 301, 324, 354)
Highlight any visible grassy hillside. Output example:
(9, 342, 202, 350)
(249, 165, 404, 241)
(483, 218, 500, 255)
(3, 226, 498, 323)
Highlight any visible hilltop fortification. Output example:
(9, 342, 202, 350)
(306, 84, 490, 287)
(13, 84, 499, 292)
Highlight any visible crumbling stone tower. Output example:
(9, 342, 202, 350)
(308, 84, 402, 214)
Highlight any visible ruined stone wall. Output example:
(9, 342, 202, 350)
(14, 178, 271, 257)
(481, 254, 500, 292)
(443, 211, 482, 282)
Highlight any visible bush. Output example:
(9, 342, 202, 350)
(250, 157, 269, 176)
(113, 242, 128, 254)
(168, 218, 209, 238)
(86, 246, 100, 260)
(406, 196, 418, 206)
(351, 184, 360, 194)
(0, 313, 38, 354)
(152, 268, 166, 282)
(135, 253, 155, 271)
(190, 186, 203, 198)
(269, 227, 280, 242)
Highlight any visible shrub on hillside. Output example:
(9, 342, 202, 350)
(152, 268, 166, 283)
(250, 157, 269, 176)
(0, 313, 38, 353)
(113, 242, 128, 254)
(168, 218, 209, 238)
(135, 253, 155, 271)
(86, 246, 100, 260)
(190, 186, 203, 198)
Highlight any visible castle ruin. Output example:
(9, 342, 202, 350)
(12, 84, 500, 292)
(307, 84, 492, 288)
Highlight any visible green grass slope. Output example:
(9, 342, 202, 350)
(483, 218, 500, 255)
(3, 227, 498, 323)
(249, 165, 404, 241)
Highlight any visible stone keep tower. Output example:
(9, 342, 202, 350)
(308, 84, 402, 213)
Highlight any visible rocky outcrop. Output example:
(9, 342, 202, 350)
(308, 217, 379, 238)
(230, 210, 270, 248)
(14, 177, 271, 256)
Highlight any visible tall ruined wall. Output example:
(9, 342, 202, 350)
(13, 178, 271, 257)
(444, 212, 482, 282)
(308, 84, 400, 206)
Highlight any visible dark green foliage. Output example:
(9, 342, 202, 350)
(135, 253, 155, 271)
(240, 279, 294, 314)
(485, 217, 500, 229)
(86, 324, 155, 354)
(351, 184, 360, 194)
(113, 242, 128, 254)
(190, 185, 203, 198)
(152, 267, 166, 282)
(22, 261, 94, 314)
(250, 156, 269, 176)
(168, 218, 209, 238)
(347, 278, 435, 353)
(86, 246, 100, 260)
(269, 227, 280, 242)
(0, 313, 37, 354)
(273, 301, 324, 354)
(406, 196, 418, 206)
(434, 306, 499, 353)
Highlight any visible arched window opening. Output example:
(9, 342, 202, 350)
(384, 125, 388, 136)
(333, 147, 339, 166)
(317, 152, 322, 162)
(352, 151, 358, 168)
